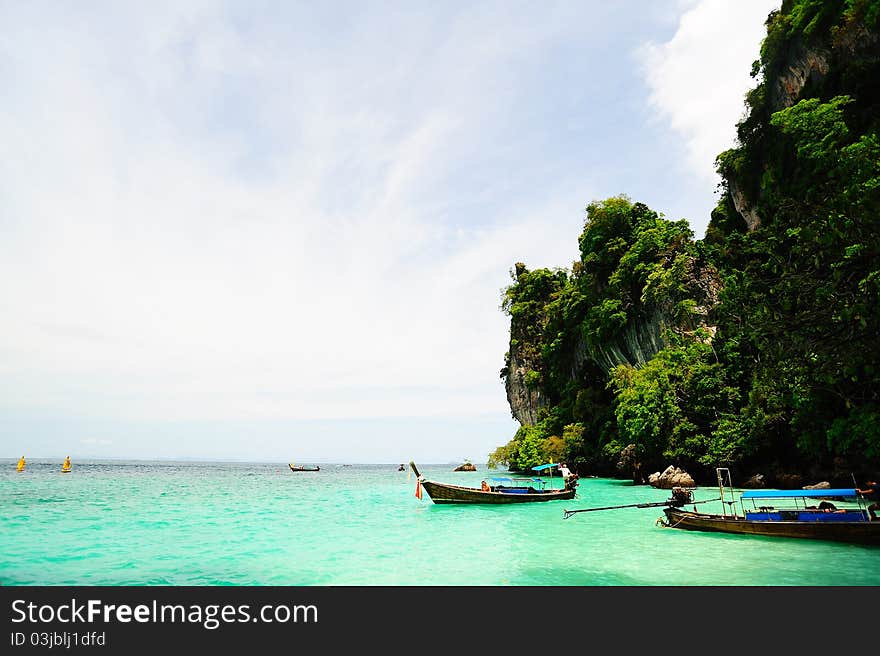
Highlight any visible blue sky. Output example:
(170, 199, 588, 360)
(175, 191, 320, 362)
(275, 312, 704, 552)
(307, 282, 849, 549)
(0, 0, 778, 463)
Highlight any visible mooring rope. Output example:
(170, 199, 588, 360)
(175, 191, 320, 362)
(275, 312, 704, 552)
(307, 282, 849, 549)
(658, 514, 689, 529)
(656, 497, 724, 529)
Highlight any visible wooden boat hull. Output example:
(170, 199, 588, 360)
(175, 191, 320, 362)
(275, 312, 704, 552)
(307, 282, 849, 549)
(663, 507, 880, 545)
(422, 480, 576, 504)
(289, 465, 320, 472)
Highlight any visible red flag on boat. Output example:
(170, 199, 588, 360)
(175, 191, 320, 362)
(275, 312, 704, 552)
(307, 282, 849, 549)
(415, 479, 423, 500)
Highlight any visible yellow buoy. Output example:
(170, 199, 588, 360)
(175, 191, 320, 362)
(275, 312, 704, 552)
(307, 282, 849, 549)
(61, 456, 72, 473)
(16, 456, 26, 472)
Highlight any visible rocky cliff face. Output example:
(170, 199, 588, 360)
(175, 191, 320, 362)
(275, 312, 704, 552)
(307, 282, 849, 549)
(504, 255, 722, 425)
(588, 256, 721, 374)
(503, 344, 547, 426)
(586, 308, 666, 373)
(769, 40, 830, 111)
(725, 41, 830, 233)
(728, 177, 762, 231)
(505, 308, 666, 426)
(727, 20, 879, 231)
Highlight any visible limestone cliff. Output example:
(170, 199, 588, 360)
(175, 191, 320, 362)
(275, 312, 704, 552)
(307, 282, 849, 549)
(722, 7, 880, 231)
(769, 39, 830, 111)
(494, 0, 880, 481)
(503, 339, 547, 426)
(501, 207, 722, 429)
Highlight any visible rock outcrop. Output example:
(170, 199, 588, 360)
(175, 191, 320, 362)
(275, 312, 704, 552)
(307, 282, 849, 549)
(648, 466, 696, 489)
(742, 474, 766, 489)
(453, 463, 476, 472)
(725, 41, 831, 232)
(770, 40, 830, 111)
(503, 348, 547, 426)
(501, 263, 553, 427)
(728, 176, 762, 231)
(588, 308, 667, 373)
(725, 20, 879, 232)
(776, 473, 804, 489)
(616, 444, 647, 484)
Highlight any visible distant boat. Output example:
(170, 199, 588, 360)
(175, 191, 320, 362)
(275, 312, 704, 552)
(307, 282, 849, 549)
(289, 464, 320, 472)
(409, 462, 577, 504)
(398, 464, 405, 471)
(61, 456, 72, 473)
(657, 468, 880, 545)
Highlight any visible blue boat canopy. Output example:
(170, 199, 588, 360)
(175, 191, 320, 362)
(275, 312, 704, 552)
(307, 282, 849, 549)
(531, 463, 559, 471)
(741, 488, 858, 499)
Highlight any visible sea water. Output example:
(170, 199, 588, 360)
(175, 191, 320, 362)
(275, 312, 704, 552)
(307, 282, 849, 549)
(2, 460, 879, 586)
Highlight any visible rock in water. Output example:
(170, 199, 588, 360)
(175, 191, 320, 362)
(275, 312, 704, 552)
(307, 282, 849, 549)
(649, 465, 695, 489)
(743, 474, 766, 489)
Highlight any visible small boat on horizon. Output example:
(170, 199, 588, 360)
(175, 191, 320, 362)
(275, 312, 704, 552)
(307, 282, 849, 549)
(289, 464, 320, 472)
(409, 461, 577, 504)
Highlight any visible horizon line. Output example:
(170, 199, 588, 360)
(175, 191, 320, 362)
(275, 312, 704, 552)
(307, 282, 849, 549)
(2, 456, 491, 465)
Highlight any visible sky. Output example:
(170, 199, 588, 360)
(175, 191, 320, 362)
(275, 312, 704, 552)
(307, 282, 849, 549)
(0, 0, 779, 463)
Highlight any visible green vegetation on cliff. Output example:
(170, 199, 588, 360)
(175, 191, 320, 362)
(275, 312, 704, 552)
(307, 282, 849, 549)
(493, 0, 880, 485)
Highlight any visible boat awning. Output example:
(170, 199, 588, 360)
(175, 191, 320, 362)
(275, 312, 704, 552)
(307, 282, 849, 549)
(741, 489, 858, 499)
(531, 463, 559, 471)
(489, 477, 543, 483)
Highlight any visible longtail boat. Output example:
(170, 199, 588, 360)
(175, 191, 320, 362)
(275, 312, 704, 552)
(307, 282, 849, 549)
(289, 464, 320, 472)
(658, 468, 880, 545)
(410, 461, 577, 504)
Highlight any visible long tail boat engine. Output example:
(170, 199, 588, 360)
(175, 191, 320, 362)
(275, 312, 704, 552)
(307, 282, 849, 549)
(668, 487, 694, 507)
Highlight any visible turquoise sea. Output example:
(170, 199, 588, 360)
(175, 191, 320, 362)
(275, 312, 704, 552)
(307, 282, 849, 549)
(3, 459, 879, 586)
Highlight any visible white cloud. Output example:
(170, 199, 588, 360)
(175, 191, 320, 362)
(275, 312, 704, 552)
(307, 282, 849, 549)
(4, 2, 772, 460)
(638, 0, 779, 232)
(0, 3, 584, 427)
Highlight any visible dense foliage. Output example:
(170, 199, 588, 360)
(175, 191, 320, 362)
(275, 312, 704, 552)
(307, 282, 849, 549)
(491, 0, 880, 485)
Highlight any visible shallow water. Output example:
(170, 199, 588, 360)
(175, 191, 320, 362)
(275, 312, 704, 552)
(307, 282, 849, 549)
(2, 460, 878, 585)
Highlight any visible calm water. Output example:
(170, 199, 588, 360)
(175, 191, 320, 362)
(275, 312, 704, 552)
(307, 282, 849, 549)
(2, 460, 879, 585)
